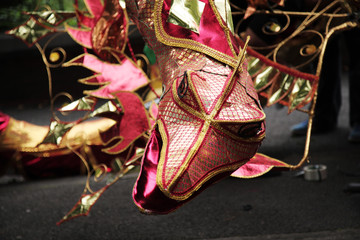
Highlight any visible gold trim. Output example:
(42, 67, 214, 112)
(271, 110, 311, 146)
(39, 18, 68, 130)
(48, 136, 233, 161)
(156, 44, 265, 200)
(65, 24, 93, 49)
(208, 0, 237, 57)
(231, 153, 291, 179)
(174, 158, 248, 196)
(154, 0, 239, 68)
(172, 71, 265, 142)
(233, 165, 274, 179)
(18, 146, 77, 157)
(63, 53, 150, 99)
(102, 91, 151, 154)
(208, 35, 249, 120)
(165, 118, 211, 195)
(156, 119, 170, 191)
(156, 117, 249, 200)
(172, 73, 206, 118)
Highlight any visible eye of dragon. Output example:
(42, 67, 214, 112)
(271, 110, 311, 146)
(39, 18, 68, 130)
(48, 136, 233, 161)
(220, 122, 264, 139)
(237, 122, 263, 138)
(177, 72, 189, 98)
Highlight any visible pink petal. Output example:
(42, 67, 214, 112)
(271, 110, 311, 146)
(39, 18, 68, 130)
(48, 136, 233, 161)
(80, 54, 149, 98)
(66, 26, 92, 48)
(231, 153, 291, 178)
(84, 0, 104, 18)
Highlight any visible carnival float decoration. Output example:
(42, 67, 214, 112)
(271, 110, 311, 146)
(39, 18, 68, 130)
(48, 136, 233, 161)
(1, 0, 359, 223)
(230, 0, 360, 173)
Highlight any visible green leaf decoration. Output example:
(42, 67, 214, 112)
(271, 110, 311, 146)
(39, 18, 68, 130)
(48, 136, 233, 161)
(57, 187, 108, 225)
(41, 120, 75, 145)
(7, 17, 55, 47)
(25, 10, 75, 27)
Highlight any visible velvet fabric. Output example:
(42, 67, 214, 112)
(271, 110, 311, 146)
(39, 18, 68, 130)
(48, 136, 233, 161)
(132, 128, 182, 214)
(100, 91, 150, 154)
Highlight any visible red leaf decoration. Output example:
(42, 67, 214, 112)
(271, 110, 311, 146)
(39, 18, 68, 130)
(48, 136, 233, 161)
(100, 91, 151, 154)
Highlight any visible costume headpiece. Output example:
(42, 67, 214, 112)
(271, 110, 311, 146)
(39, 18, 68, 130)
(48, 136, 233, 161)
(130, 0, 266, 213)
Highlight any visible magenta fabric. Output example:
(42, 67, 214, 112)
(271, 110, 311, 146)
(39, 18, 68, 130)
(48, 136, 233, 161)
(67, 54, 149, 99)
(132, 128, 240, 214)
(84, 0, 104, 20)
(132, 128, 184, 214)
(161, 0, 239, 57)
(100, 91, 150, 154)
(0, 112, 10, 134)
(231, 153, 290, 178)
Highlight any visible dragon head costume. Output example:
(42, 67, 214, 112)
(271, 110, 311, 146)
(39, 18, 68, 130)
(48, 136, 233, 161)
(127, 0, 266, 213)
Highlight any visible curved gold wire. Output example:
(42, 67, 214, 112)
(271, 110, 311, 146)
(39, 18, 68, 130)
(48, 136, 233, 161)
(34, 32, 71, 119)
(48, 47, 67, 66)
(238, 13, 291, 52)
(273, 30, 324, 69)
(51, 92, 77, 120)
(35, 41, 55, 115)
(231, 0, 359, 169)
(66, 143, 94, 193)
(92, 164, 109, 182)
(289, 20, 358, 170)
(260, 14, 290, 36)
(98, 47, 124, 64)
(135, 53, 151, 76)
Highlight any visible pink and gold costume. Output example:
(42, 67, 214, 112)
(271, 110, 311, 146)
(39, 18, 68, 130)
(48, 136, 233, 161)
(125, 0, 266, 213)
(7, 0, 358, 221)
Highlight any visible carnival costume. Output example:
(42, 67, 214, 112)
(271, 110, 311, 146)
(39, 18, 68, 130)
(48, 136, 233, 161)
(125, 0, 266, 213)
(3, 0, 360, 222)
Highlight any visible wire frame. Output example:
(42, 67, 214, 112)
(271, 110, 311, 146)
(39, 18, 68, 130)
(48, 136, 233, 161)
(231, 0, 359, 168)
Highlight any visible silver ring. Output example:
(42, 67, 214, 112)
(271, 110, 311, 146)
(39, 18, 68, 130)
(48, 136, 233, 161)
(303, 164, 327, 181)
